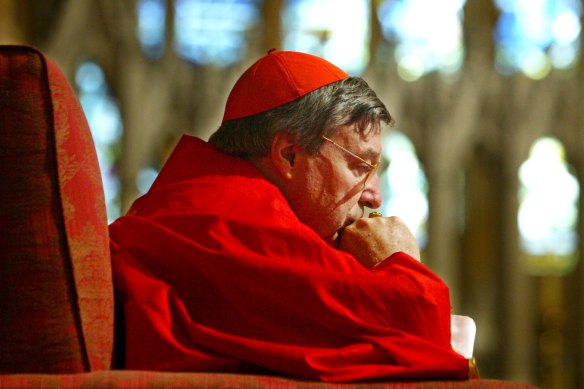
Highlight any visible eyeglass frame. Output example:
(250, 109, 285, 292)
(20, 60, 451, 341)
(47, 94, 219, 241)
(321, 135, 379, 187)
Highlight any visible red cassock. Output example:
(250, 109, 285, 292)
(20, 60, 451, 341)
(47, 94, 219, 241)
(109, 135, 470, 382)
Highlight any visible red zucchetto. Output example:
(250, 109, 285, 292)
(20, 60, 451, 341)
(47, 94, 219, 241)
(222, 50, 349, 123)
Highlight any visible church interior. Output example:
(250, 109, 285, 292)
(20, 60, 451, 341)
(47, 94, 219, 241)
(1, 0, 583, 388)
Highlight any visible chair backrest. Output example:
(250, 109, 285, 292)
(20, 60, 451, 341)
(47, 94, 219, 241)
(0, 45, 114, 373)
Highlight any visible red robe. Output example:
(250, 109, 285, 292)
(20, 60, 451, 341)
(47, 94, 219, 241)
(109, 135, 469, 382)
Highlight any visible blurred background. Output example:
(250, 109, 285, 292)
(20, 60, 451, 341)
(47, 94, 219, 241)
(1, 0, 583, 387)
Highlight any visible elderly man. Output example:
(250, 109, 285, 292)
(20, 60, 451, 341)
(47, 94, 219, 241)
(110, 50, 471, 382)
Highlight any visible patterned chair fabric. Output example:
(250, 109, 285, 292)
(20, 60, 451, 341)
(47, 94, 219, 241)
(0, 45, 114, 373)
(0, 371, 539, 389)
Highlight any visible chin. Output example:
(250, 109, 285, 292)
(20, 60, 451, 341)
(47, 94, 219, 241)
(313, 229, 337, 247)
(311, 223, 341, 247)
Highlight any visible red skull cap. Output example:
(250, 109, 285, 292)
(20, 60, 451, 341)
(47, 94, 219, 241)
(222, 50, 349, 123)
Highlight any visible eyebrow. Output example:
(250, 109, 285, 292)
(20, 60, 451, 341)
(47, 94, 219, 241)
(359, 147, 381, 162)
(322, 136, 377, 167)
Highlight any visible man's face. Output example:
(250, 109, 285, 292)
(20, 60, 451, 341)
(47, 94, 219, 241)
(285, 123, 383, 246)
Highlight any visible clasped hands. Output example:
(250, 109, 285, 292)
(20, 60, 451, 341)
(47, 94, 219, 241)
(339, 214, 421, 268)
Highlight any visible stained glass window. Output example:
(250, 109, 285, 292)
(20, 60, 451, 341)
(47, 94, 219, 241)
(137, 0, 167, 59)
(282, 0, 370, 75)
(174, 0, 260, 66)
(494, 0, 582, 78)
(137, 0, 260, 66)
(518, 137, 579, 275)
(379, 132, 429, 248)
(75, 61, 123, 223)
(377, 0, 466, 81)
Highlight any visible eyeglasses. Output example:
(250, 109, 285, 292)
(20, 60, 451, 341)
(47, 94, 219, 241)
(321, 136, 379, 187)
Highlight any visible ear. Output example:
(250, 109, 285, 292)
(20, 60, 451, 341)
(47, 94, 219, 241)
(270, 131, 297, 180)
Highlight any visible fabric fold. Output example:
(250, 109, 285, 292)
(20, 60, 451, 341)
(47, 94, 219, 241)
(110, 135, 469, 382)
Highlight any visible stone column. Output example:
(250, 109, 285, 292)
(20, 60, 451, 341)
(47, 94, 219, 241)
(425, 161, 463, 308)
(499, 152, 536, 384)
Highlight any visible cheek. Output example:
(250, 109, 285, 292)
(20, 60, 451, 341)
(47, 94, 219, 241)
(292, 156, 361, 234)
(326, 172, 363, 206)
(315, 179, 362, 225)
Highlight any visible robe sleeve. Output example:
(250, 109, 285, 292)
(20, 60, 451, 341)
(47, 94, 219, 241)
(110, 212, 469, 382)
(111, 136, 469, 381)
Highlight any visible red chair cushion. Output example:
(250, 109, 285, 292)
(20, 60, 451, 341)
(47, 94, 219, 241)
(0, 45, 113, 373)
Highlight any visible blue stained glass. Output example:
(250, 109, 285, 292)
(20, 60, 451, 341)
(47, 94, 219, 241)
(137, 0, 167, 59)
(494, 0, 582, 77)
(518, 137, 580, 275)
(377, 0, 466, 80)
(282, 0, 370, 75)
(174, 0, 260, 66)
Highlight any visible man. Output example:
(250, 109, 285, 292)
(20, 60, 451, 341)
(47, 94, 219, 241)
(110, 50, 471, 381)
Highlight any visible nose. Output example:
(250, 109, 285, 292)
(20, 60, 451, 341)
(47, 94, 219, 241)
(359, 174, 382, 209)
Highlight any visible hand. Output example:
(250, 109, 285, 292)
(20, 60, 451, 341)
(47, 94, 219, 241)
(338, 216, 421, 268)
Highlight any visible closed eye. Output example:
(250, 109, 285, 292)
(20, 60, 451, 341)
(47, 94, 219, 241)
(354, 164, 372, 175)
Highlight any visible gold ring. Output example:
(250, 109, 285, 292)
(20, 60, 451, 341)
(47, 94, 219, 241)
(368, 212, 383, 218)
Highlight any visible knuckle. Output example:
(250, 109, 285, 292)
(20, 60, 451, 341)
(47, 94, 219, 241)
(387, 216, 404, 225)
(354, 218, 368, 227)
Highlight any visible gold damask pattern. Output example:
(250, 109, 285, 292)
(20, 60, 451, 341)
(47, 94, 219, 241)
(0, 46, 113, 373)
(47, 54, 114, 371)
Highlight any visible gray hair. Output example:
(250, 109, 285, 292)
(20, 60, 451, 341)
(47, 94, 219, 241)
(208, 77, 393, 159)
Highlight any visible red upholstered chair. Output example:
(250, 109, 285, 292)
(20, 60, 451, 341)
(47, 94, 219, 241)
(0, 45, 114, 373)
(0, 45, 538, 388)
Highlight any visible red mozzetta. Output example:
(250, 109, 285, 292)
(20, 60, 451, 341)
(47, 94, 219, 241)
(110, 135, 469, 382)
